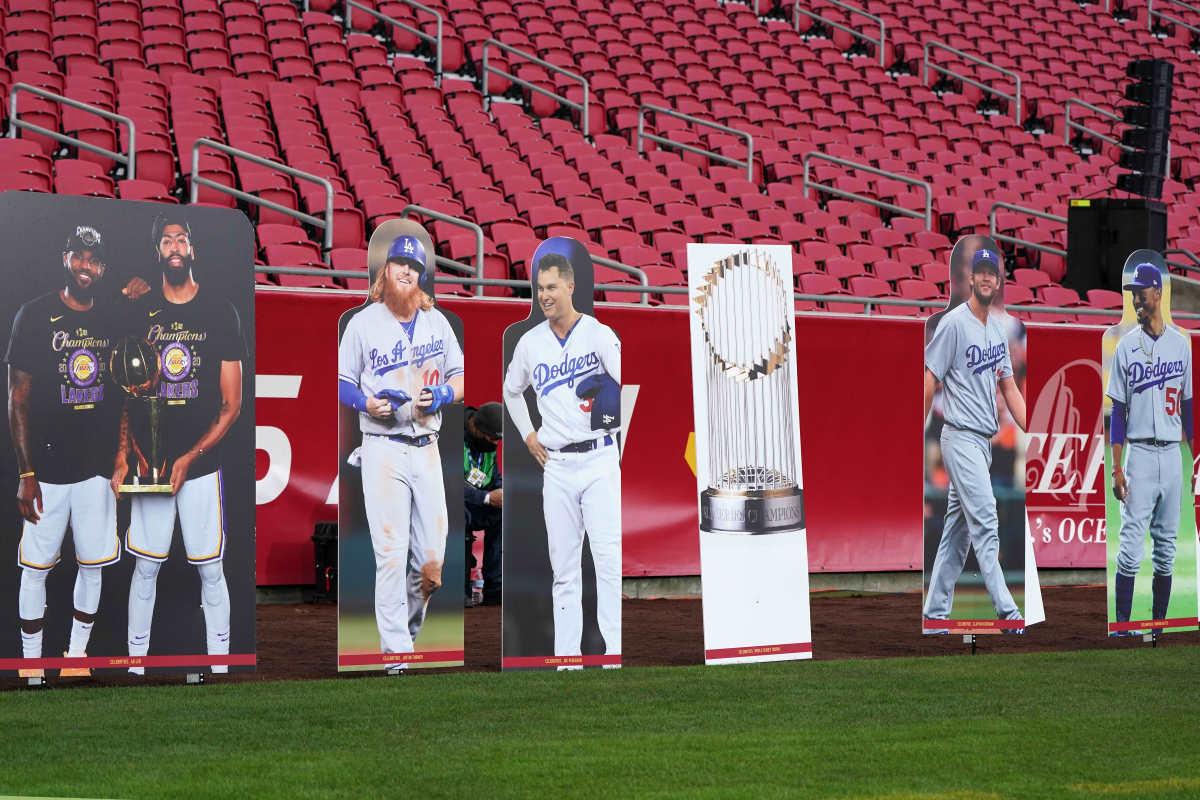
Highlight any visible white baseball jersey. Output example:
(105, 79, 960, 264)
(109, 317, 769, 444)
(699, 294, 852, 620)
(1106, 325, 1192, 442)
(503, 314, 621, 450)
(338, 302, 464, 437)
(925, 303, 1013, 437)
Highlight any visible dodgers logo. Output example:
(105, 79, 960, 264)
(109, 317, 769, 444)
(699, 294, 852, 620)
(68, 348, 98, 386)
(966, 342, 1007, 375)
(1129, 358, 1185, 394)
(533, 352, 600, 396)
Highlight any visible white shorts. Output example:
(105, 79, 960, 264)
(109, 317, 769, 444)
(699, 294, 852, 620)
(126, 469, 226, 564)
(17, 476, 119, 570)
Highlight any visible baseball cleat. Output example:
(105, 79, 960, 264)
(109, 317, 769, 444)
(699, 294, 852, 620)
(128, 666, 145, 675)
(211, 664, 228, 675)
(59, 651, 91, 677)
(385, 662, 409, 675)
(18, 667, 44, 679)
(556, 665, 583, 671)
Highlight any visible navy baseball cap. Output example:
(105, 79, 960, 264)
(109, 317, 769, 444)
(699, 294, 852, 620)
(387, 234, 426, 272)
(971, 248, 1001, 273)
(1123, 262, 1162, 291)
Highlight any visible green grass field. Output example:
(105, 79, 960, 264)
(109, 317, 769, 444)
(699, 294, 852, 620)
(937, 583, 1025, 623)
(2, 647, 1199, 799)
(338, 609, 464, 671)
(1104, 444, 1200, 630)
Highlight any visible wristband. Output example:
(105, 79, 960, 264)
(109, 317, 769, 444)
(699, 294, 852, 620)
(1112, 467, 1124, 475)
(422, 383, 455, 414)
(18, 471, 34, 479)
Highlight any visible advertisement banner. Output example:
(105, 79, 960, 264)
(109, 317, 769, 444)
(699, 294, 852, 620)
(257, 291, 1189, 587)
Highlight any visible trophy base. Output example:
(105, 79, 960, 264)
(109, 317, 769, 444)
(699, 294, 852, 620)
(700, 486, 805, 534)
(119, 483, 175, 494)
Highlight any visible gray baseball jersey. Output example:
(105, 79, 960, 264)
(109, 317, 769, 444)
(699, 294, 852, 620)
(925, 303, 1013, 437)
(1106, 326, 1192, 441)
(1107, 325, 1192, 582)
(338, 302, 464, 437)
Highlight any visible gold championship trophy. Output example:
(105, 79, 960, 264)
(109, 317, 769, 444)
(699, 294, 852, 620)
(111, 335, 174, 493)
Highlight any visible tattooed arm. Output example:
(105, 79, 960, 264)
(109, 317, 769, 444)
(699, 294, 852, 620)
(9, 366, 41, 523)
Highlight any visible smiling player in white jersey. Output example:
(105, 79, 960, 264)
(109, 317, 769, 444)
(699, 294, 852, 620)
(503, 252, 622, 667)
(338, 234, 463, 672)
(1106, 263, 1193, 628)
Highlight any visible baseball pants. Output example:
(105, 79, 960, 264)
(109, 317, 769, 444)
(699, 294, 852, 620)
(542, 443, 621, 658)
(18, 476, 118, 570)
(1117, 442, 1181, 577)
(924, 426, 1021, 621)
(361, 434, 448, 654)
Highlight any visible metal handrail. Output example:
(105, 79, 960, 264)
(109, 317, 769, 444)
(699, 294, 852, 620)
(482, 39, 589, 137)
(254, 269, 1200, 320)
(594, 254, 650, 305)
(344, 0, 443, 85)
(802, 151, 932, 229)
(190, 138, 335, 256)
(636, 104, 754, 181)
(1063, 98, 1132, 149)
(1148, 0, 1200, 34)
(793, 0, 886, 66)
(398, 204, 485, 296)
(923, 40, 1022, 122)
(9, 83, 137, 179)
(988, 202, 1068, 258)
(1164, 248, 1200, 275)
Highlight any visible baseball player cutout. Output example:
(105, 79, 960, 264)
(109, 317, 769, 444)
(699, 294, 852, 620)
(923, 241, 1028, 633)
(115, 213, 247, 674)
(6, 225, 134, 678)
(502, 237, 622, 669)
(337, 221, 464, 672)
(1103, 253, 1200, 635)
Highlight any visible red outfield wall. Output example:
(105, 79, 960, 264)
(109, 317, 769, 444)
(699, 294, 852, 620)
(255, 289, 1189, 585)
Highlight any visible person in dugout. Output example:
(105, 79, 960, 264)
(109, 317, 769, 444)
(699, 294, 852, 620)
(464, 402, 502, 606)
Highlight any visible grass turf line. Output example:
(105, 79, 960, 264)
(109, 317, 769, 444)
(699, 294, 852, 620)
(0, 647, 1198, 799)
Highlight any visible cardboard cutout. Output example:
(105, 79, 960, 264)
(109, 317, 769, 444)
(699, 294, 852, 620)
(336, 219, 465, 671)
(1101, 250, 1200, 637)
(500, 236, 623, 670)
(0, 193, 256, 678)
(922, 235, 1034, 634)
(686, 243, 812, 664)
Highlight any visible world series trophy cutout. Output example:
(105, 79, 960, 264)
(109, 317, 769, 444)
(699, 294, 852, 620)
(694, 249, 804, 533)
(687, 243, 812, 665)
(110, 334, 173, 493)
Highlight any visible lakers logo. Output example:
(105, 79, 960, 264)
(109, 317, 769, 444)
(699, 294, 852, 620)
(68, 349, 98, 386)
(161, 342, 192, 381)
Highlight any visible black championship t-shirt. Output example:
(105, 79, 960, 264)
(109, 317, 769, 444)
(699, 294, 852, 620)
(4, 292, 120, 483)
(126, 287, 245, 479)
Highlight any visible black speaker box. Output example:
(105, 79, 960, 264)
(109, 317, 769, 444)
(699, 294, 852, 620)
(1065, 198, 1167, 292)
